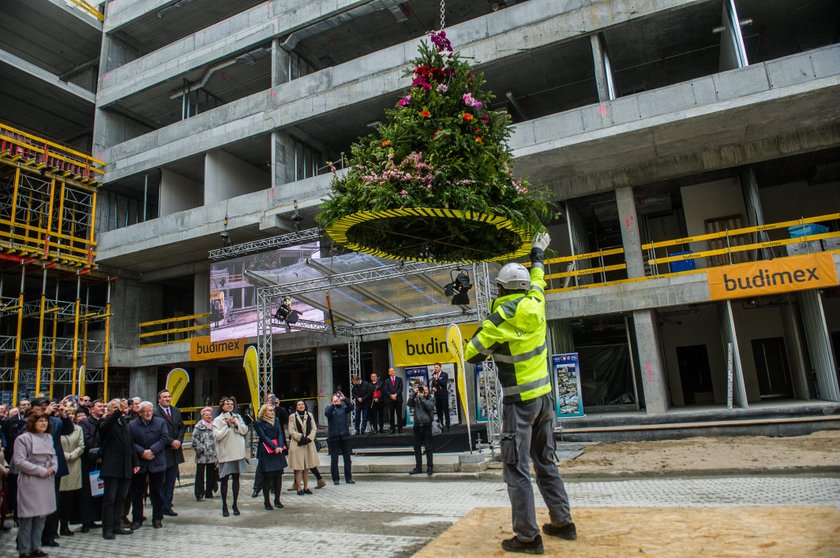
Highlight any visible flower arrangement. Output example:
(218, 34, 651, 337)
(317, 30, 552, 262)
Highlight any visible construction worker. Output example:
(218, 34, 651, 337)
(465, 232, 576, 555)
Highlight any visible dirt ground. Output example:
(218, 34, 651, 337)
(560, 429, 840, 477)
(416, 506, 840, 557)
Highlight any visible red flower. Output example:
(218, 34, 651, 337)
(420, 110, 431, 118)
(462, 113, 474, 122)
(475, 137, 483, 144)
(381, 140, 391, 147)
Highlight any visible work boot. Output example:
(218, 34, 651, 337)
(542, 522, 577, 540)
(501, 535, 544, 555)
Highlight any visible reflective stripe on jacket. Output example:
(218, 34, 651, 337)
(464, 264, 550, 403)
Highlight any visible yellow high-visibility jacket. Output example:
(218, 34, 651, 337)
(465, 265, 550, 403)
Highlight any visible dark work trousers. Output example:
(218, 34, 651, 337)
(195, 463, 217, 499)
(435, 396, 450, 428)
(412, 424, 434, 471)
(101, 476, 131, 533)
(369, 405, 384, 433)
(162, 464, 178, 511)
(501, 393, 572, 543)
(41, 477, 60, 544)
(6, 474, 17, 521)
(353, 406, 368, 434)
(387, 399, 403, 431)
(132, 470, 165, 523)
(79, 464, 102, 526)
(59, 487, 82, 529)
(326, 436, 352, 482)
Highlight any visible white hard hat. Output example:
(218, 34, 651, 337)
(496, 263, 530, 291)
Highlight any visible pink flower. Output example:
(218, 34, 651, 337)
(462, 92, 483, 108)
(399, 189, 409, 198)
(398, 95, 411, 106)
(437, 84, 448, 93)
(430, 30, 453, 53)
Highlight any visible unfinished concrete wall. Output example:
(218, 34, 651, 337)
(204, 149, 269, 205)
(680, 177, 747, 267)
(159, 169, 202, 216)
(730, 302, 788, 402)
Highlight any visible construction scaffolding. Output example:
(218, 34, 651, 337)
(0, 123, 110, 405)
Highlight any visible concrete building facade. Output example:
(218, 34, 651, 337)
(90, 0, 840, 421)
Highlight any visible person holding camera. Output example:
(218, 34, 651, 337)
(325, 392, 354, 486)
(98, 399, 139, 540)
(407, 384, 436, 476)
(288, 400, 319, 496)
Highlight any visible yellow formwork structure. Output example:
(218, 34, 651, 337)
(0, 123, 109, 404)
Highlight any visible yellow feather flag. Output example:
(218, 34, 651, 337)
(446, 323, 473, 450)
(165, 367, 190, 407)
(243, 345, 260, 413)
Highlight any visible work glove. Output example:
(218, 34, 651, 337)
(530, 232, 550, 266)
(533, 232, 550, 251)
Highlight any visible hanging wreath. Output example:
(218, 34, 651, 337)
(317, 30, 552, 263)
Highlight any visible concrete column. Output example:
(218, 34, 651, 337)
(632, 310, 669, 414)
(93, 34, 147, 158)
(720, 300, 749, 408)
(271, 38, 292, 87)
(589, 33, 614, 102)
(271, 132, 297, 189)
(615, 187, 645, 278)
(130, 366, 158, 402)
(194, 271, 209, 315)
(797, 290, 840, 401)
(315, 346, 333, 426)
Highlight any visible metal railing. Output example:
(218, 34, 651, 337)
(138, 313, 210, 348)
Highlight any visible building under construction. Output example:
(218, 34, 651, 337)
(2, 1, 840, 436)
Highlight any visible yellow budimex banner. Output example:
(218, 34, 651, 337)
(707, 253, 838, 300)
(390, 324, 478, 367)
(165, 368, 190, 407)
(243, 345, 260, 413)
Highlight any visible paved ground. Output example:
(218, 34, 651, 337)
(2, 467, 838, 557)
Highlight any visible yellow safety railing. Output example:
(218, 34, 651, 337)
(546, 213, 840, 293)
(67, 0, 105, 22)
(543, 246, 627, 291)
(0, 122, 105, 180)
(643, 213, 840, 270)
(138, 313, 210, 348)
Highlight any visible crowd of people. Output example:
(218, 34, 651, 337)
(0, 388, 369, 558)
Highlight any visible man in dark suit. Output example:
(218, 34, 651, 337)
(154, 389, 185, 517)
(431, 362, 451, 430)
(79, 399, 105, 532)
(99, 399, 139, 540)
(129, 401, 169, 530)
(382, 367, 404, 434)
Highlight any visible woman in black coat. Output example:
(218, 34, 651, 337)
(254, 404, 288, 510)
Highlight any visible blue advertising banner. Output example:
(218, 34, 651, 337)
(404, 367, 428, 427)
(474, 360, 499, 423)
(552, 353, 584, 418)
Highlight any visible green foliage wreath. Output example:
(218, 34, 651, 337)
(317, 30, 551, 262)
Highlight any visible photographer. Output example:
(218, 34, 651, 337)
(324, 392, 354, 486)
(407, 383, 436, 476)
